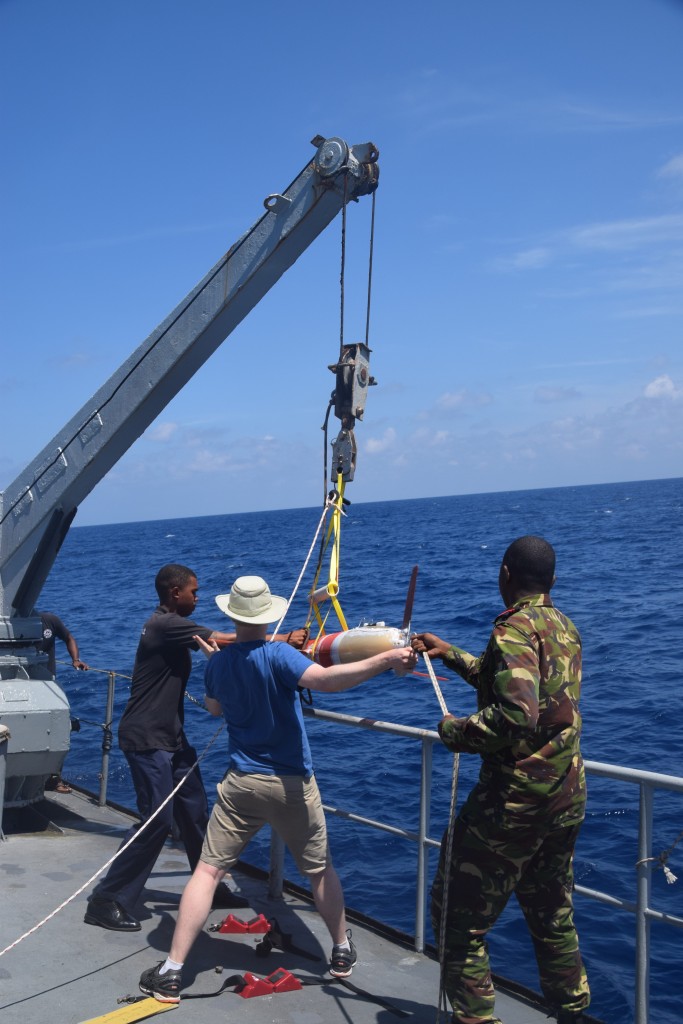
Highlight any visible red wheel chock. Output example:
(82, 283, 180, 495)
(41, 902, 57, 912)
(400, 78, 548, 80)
(212, 912, 271, 934)
(236, 968, 303, 998)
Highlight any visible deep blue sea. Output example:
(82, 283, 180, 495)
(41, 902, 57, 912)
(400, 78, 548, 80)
(40, 478, 683, 1024)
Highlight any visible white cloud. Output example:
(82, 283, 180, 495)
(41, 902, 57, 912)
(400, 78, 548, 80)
(500, 247, 552, 271)
(365, 427, 397, 454)
(502, 446, 538, 463)
(556, 101, 683, 132)
(436, 390, 492, 411)
(394, 69, 683, 139)
(644, 375, 681, 400)
(620, 442, 648, 460)
(535, 385, 582, 403)
(412, 427, 451, 447)
(149, 422, 177, 442)
(187, 449, 235, 472)
(657, 153, 683, 179)
(568, 214, 683, 251)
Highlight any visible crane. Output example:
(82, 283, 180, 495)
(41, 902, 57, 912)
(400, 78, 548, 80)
(0, 135, 379, 827)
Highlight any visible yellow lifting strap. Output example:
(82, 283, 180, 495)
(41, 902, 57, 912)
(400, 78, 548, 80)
(307, 476, 349, 636)
(77, 997, 177, 1024)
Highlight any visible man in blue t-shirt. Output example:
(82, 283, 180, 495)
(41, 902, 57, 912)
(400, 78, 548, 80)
(139, 575, 417, 1003)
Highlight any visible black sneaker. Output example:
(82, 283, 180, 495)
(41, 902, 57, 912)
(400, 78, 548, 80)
(557, 1012, 586, 1024)
(329, 933, 358, 978)
(139, 963, 182, 1003)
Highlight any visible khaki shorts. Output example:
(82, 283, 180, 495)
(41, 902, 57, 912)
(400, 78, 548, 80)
(201, 770, 331, 876)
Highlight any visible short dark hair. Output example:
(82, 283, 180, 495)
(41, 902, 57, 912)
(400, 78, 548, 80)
(502, 536, 555, 593)
(155, 563, 197, 600)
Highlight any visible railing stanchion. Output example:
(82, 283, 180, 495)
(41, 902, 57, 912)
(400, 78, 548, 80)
(415, 737, 433, 953)
(635, 781, 653, 1024)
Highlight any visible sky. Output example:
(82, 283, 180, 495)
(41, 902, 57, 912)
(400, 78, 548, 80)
(1, 0, 682, 526)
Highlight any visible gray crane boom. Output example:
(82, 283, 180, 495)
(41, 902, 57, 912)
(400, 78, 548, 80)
(0, 136, 379, 638)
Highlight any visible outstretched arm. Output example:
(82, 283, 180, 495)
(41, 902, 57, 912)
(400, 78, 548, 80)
(208, 628, 308, 649)
(299, 645, 417, 693)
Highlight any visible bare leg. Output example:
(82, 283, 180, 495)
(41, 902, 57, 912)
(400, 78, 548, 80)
(309, 864, 347, 945)
(169, 861, 225, 964)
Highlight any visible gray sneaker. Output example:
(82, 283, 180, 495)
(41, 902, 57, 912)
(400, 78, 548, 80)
(329, 933, 358, 978)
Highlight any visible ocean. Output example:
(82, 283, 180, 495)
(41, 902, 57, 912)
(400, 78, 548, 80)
(40, 477, 683, 1024)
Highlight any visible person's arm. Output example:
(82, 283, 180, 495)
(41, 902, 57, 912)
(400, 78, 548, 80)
(209, 628, 308, 649)
(411, 632, 450, 658)
(412, 632, 478, 687)
(65, 633, 89, 671)
(204, 696, 223, 717)
(208, 630, 237, 647)
(439, 621, 540, 754)
(299, 645, 417, 693)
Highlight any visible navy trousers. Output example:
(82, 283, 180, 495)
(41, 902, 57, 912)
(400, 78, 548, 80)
(92, 739, 209, 914)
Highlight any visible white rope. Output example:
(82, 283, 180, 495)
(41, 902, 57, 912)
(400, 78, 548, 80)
(421, 651, 459, 1023)
(270, 496, 338, 639)
(0, 720, 226, 958)
(423, 651, 449, 716)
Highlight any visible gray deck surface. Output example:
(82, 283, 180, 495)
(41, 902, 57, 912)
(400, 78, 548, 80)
(1, 788, 564, 1024)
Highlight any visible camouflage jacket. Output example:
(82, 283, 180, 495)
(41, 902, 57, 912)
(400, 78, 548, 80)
(440, 594, 586, 825)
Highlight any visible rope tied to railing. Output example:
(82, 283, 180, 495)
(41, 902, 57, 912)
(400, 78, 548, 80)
(636, 827, 683, 884)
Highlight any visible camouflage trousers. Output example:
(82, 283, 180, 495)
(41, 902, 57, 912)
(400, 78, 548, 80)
(431, 798, 590, 1024)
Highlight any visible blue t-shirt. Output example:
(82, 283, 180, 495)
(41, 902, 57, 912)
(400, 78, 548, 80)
(204, 640, 313, 776)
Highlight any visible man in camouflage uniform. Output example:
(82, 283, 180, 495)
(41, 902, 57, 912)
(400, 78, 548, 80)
(413, 535, 590, 1024)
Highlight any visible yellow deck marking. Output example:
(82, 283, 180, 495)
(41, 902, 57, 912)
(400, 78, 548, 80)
(78, 997, 177, 1024)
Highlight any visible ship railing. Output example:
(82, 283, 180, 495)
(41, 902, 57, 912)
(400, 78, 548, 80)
(75, 675, 683, 1024)
(61, 664, 130, 808)
(270, 706, 683, 1024)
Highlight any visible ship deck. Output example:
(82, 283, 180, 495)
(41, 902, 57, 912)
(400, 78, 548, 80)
(1, 787, 593, 1024)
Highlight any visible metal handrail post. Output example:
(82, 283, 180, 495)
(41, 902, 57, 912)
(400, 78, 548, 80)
(98, 671, 116, 807)
(635, 781, 653, 1024)
(269, 827, 285, 898)
(415, 738, 433, 952)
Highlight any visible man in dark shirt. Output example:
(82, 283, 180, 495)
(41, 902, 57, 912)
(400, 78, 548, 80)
(37, 612, 89, 676)
(84, 564, 252, 932)
(36, 611, 89, 794)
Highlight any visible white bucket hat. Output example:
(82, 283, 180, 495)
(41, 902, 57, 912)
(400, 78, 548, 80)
(215, 576, 288, 625)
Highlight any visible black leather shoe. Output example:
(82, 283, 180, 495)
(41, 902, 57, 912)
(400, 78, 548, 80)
(212, 881, 249, 909)
(84, 898, 141, 931)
